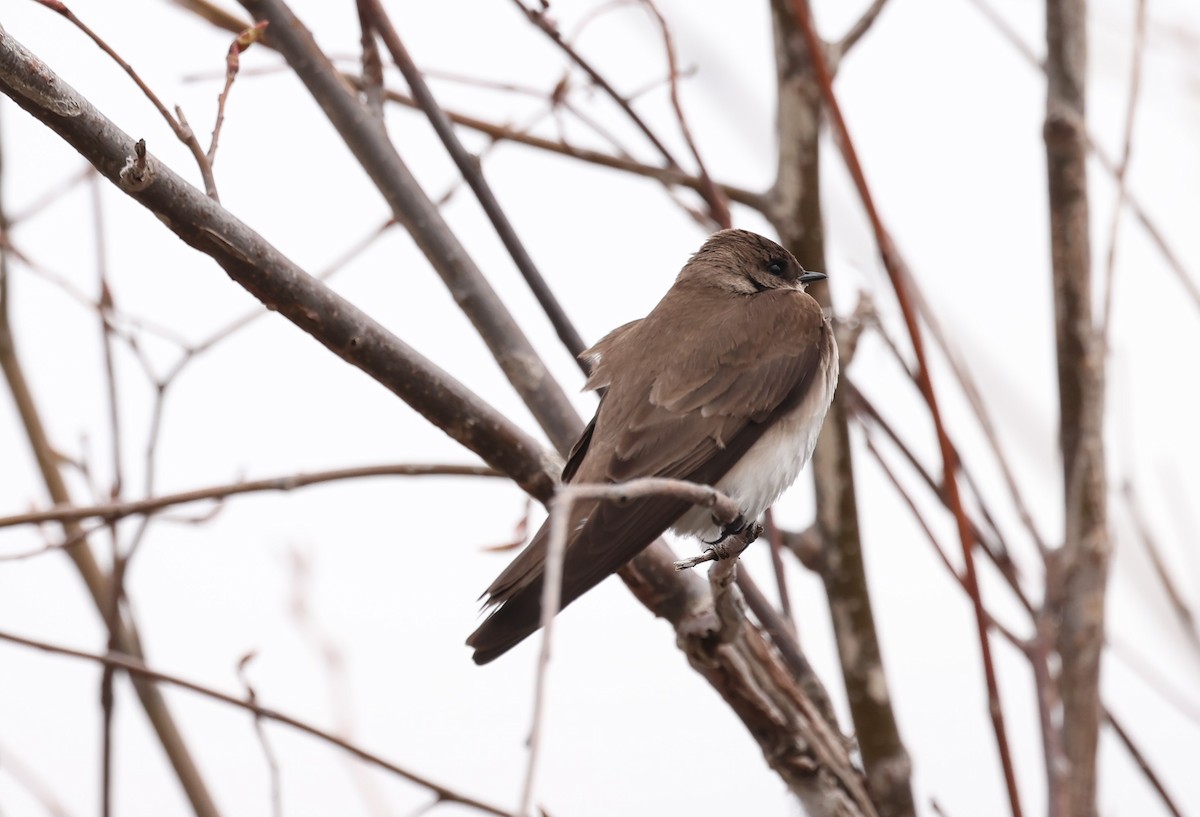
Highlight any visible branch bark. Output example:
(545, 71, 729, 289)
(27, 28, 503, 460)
(1044, 1, 1109, 815)
(237, 0, 581, 455)
(768, 4, 915, 814)
(0, 28, 560, 505)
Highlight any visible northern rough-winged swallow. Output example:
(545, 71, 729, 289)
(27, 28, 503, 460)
(468, 229, 838, 664)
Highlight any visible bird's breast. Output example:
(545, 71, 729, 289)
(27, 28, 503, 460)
(671, 341, 839, 540)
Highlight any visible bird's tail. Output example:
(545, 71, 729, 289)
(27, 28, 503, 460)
(466, 575, 546, 665)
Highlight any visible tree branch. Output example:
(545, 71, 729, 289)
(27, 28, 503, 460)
(0, 463, 503, 532)
(0, 628, 519, 817)
(1044, 2, 1109, 814)
(359, 0, 589, 362)
(0, 27, 560, 504)
(768, 3, 915, 813)
(237, 0, 581, 455)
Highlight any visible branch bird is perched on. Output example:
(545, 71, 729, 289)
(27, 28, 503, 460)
(468, 229, 838, 664)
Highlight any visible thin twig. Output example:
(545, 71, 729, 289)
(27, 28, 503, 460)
(832, 0, 893, 62)
(92, 170, 121, 817)
(1099, 0, 1148, 343)
(367, 81, 767, 209)
(354, 1, 385, 121)
(1121, 483, 1200, 650)
(845, 380, 1034, 615)
(361, 0, 590, 361)
(963, 0, 1200, 317)
(32, 0, 220, 198)
(237, 652, 283, 817)
(0, 110, 223, 817)
(761, 509, 796, 630)
(238, 0, 582, 455)
(863, 436, 1024, 648)
(0, 740, 76, 817)
(0, 464, 504, 532)
(508, 0, 685, 170)
(208, 21, 270, 166)
(1105, 710, 1186, 817)
(0, 33, 560, 502)
(640, 0, 730, 228)
(0, 628, 519, 817)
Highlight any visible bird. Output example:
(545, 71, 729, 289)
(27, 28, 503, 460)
(467, 228, 838, 664)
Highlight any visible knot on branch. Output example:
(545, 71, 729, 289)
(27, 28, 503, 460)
(119, 139, 155, 192)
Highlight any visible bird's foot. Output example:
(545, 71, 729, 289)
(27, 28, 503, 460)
(704, 513, 747, 547)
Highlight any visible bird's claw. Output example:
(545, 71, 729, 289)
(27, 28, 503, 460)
(704, 513, 747, 546)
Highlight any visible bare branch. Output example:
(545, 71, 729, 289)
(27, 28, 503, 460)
(964, 0, 1200, 318)
(1105, 712, 1186, 817)
(33, 0, 220, 198)
(0, 464, 503, 533)
(768, 4, 914, 811)
(0, 29, 560, 503)
(0, 86, 223, 817)
(364, 81, 768, 210)
(208, 20, 269, 166)
(0, 628, 520, 817)
(1044, 2, 1109, 813)
(360, 0, 590, 362)
(833, 0, 893, 61)
(1, 33, 870, 809)
(640, 1, 730, 228)
(236, 653, 283, 817)
(520, 476, 744, 814)
(1100, 0, 1148, 343)
(507, 0, 685, 170)
(237, 0, 582, 455)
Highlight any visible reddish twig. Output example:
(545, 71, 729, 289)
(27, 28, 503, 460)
(508, 0, 685, 170)
(786, 3, 1023, 814)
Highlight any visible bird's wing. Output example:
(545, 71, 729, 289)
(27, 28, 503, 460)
(468, 290, 831, 663)
(557, 290, 830, 589)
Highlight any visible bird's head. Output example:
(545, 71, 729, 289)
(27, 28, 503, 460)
(679, 228, 826, 295)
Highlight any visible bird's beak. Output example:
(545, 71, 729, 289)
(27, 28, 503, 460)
(798, 271, 827, 285)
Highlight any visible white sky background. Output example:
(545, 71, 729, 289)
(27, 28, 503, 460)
(0, 1, 1198, 816)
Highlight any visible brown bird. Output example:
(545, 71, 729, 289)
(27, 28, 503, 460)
(468, 229, 838, 664)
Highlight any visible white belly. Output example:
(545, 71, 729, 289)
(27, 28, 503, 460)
(671, 345, 838, 540)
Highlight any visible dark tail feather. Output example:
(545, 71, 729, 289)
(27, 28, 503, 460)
(467, 575, 545, 665)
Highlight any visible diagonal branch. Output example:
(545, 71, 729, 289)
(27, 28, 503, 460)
(1, 26, 870, 811)
(358, 0, 589, 362)
(0, 28, 559, 504)
(237, 0, 582, 455)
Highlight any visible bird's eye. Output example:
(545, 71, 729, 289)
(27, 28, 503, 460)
(766, 260, 786, 276)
